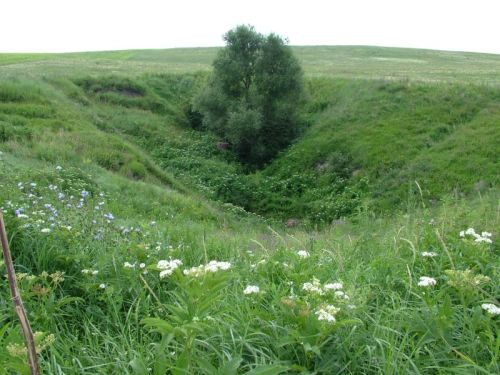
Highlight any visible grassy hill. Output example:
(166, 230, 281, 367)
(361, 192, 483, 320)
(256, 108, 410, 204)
(2, 46, 498, 223)
(0, 46, 499, 373)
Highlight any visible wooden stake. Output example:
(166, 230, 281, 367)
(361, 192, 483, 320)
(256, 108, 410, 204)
(0, 211, 40, 375)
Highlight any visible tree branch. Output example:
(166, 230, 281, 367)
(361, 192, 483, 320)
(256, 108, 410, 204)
(0, 211, 40, 374)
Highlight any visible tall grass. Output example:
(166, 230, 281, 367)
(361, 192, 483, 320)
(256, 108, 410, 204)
(0, 155, 498, 373)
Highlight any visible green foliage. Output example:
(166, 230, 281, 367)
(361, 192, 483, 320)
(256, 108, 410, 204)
(195, 25, 304, 167)
(0, 157, 498, 373)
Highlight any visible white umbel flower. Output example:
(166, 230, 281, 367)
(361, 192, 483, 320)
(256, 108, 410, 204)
(481, 303, 500, 315)
(324, 282, 343, 291)
(157, 259, 182, 279)
(297, 250, 310, 258)
(183, 260, 231, 277)
(302, 278, 324, 295)
(418, 276, 437, 287)
(243, 285, 260, 295)
(315, 304, 340, 323)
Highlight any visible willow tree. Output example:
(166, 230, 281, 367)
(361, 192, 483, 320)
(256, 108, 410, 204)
(195, 25, 303, 167)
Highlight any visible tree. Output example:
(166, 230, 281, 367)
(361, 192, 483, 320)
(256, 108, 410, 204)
(194, 25, 303, 167)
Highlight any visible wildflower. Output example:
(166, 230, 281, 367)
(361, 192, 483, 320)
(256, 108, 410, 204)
(243, 285, 260, 295)
(297, 250, 310, 258)
(157, 259, 183, 278)
(302, 278, 325, 295)
(334, 291, 350, 299)
(139, 263, 146, 269)
(124, 262, 136, 269)
(421, 251, 438, 258)
(315, 304, 340, 323)
(56, 166, 63, 171)
(183, 260, 231, 277)
(418, 276, 437, 287)
(481, 303, 500, 315)
(30, 183, 37, 187)
(460, 228, 493, 244)
(99, 283, 106, 289)
(150, 221, 156, 226)
(81, 190, 89, 198)
(50, 271, 65, 284)
(41, 228, 51, 233)
(7, 343, 27, 357)
(324, 282, 343, 291)
(104, 213, 115, 221)
(82, 269, 98, 275)
(445, 269, 490, 290)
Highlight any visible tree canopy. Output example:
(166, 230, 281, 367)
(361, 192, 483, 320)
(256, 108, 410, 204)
(195, 25, 304, 167)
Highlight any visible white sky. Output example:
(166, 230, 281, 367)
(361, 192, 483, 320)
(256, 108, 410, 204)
(1, 0, 499, 54)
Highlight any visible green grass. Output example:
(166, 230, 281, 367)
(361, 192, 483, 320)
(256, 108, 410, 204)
(0, 45, 499, 373)
(0, 154, 498, 373)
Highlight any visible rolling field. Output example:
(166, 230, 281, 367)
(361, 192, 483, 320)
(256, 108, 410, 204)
(1, 46, 500, 83)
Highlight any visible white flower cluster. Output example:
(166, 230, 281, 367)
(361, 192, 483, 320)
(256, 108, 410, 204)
(297, 250, 310, 259)
(124, 261, 146, 270)
(460, 228, 493, 244)
(417, 276, 437, 287)
(315, 304, 340, 323)
(81, 269, 99, 276)
(481, 303, 500, 315)
(324, 282, 343, 291)
(243, 285, 260, 295)
(302, 278, 325, 295)
(157, 259, 183, 279)
(421, 251, 438, 258)
(183, 260, 231, 277)
(302, 278, 348, 299)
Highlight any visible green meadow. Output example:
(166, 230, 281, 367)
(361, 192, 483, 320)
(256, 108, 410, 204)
(0, 45, 498, 374)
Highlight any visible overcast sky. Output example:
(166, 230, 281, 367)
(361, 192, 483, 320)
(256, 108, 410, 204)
(1, 0, 499, 54)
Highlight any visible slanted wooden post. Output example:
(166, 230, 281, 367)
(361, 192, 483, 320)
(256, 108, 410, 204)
(0, 211, 40, 375)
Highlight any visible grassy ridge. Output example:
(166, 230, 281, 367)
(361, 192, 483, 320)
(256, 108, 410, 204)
(263, 78, 499, 214)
